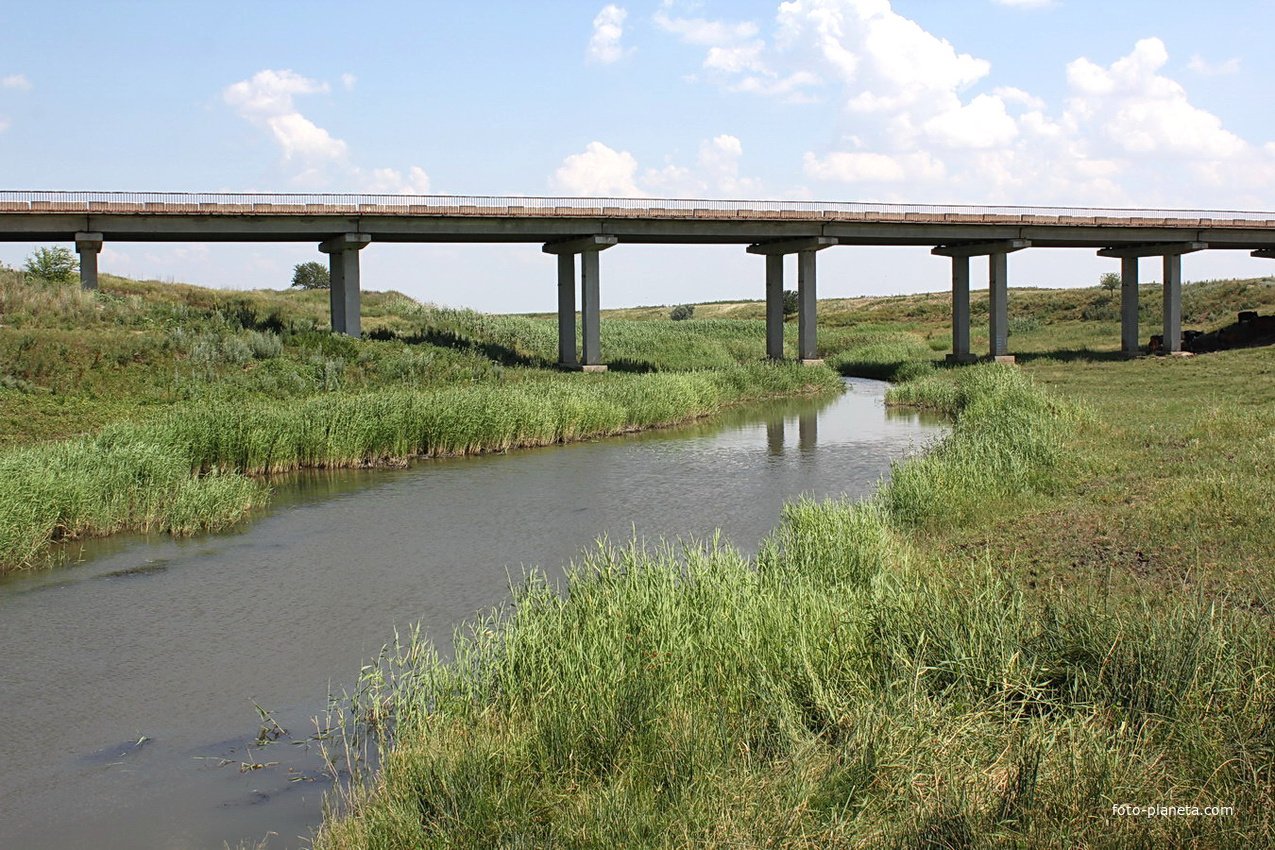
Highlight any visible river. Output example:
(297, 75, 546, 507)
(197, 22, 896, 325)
(0, 378, 943, 849)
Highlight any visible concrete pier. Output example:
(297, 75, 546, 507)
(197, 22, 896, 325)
(75, 232, 103, 291)
(933, 240, 1027, 363)
(543, 235, 616, 370)
(1099, 242, 1204, 354)
(765, 254, 784, 360)
(556, 253, 577, 368)
(797, 250, 820, 363)
(318, 233, 371, 337)
(947, 255, 976, 363)
(1163, 253, 1182, 353)
(1121, 256, 1139, 356)
(748, 236, 835, 365)
(989, 251, 1009, 359)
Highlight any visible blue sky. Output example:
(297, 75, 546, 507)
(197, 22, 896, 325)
(3, 0, 1274, 312)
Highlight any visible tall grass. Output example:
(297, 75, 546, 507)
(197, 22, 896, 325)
(0, 364, 840, 570)
(314, 366, 1271, 848)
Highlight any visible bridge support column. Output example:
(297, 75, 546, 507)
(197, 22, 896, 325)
(75, 232, 103, 292)
(747, 236, 836, 364)
(1163, 254, 1182, 353)
(319, 234, 372, 337)
(947, 255, 976, 363)
(543, 235, 617, 371)
(797, 250, 821, 364)
(765, 254, 784, 360)
(581, 251, 602, 367)
(988, 252, 1010, 359)
(1099, 242, 1204, 355)
(1121, 257, 1139, 356)
(557, 254, 577, 368)
(932, 239, 1028, 364)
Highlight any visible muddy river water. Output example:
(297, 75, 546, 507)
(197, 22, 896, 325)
(0, 378, 943, 848)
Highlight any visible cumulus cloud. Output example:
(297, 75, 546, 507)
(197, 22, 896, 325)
(340, 72, 358, 90)
(1065, 38, 1245, 159)
(588, 5, 632, 64)
(803, 150, 945, 182)
(223, 69, 347, 161)
(649, 2, 1273, 207)
(553, 136, 762, 197)
(1, 74, 31, 90)
(654, 7, 759, 46)
(224, 69, 432, 193)
(552, 142, 645, 196)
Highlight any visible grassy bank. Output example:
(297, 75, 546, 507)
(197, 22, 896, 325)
(0, 266, 856, 571)
(0, 364, 838, 571)
(315, 365, 1271, 848)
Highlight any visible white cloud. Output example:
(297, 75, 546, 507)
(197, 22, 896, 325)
(1, 74, 31, 91)
(224, 69, 433, 193)
(803, 150, 945, 182)
(340, 73, 358, 90)
(654, 8, 759, 46)
(554, 136, 761, 197)
(223, 69, 347, 161)
(360, 165, 432, 195)
(645, 3, 1272, 208)
(588, 5, 632, 64)
(991, 0, 1052, 7)
(1065, 38, 1245, 159)
(0, 116, 9, 134)
(1187, 54, 1241, 76)
(923, 93, 1018, 149)
(552, 142, 645, 196)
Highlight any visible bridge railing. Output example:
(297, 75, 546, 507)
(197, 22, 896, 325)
(1, 190, 1274, 223)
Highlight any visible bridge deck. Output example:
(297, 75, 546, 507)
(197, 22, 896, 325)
(4, 192, 1275, 250)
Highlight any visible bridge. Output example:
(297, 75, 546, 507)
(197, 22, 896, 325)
(5, 190, 1275, 367)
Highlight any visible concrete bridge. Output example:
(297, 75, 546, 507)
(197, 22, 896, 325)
(5, 190, 1275, 367)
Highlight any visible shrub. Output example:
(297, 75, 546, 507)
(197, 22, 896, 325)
(24, 247, 78, 282)
(669, 304, 695, 321)
(782, 289, 799, 316)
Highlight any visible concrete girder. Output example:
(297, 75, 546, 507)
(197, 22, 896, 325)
(74, 231, 103, 291)
(746, 236, 838, 255)
(1096, 242, 1206, 259)
(930, 239, 1029, 258)
(1251, 248, 1275, 259)
(542, 234, 618, 255)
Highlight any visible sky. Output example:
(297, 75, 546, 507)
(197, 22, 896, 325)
(3, 0, 1275, 312)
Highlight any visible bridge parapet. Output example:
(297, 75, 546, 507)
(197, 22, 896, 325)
(3, 190, 1274, 229)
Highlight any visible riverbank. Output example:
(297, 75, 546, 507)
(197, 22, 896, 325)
(1, 268, 860, 571)
(0, 364, 840, 571)
(315, 361, 1272, 848)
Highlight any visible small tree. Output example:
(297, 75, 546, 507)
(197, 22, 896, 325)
(292, 261, 330, 290)
(1099, 271, 1121, 292)
(782, 289, 799, 316)
(669, 303, 695, 321)
(24, 246, 78, 282)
